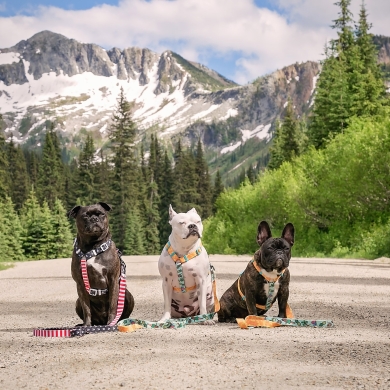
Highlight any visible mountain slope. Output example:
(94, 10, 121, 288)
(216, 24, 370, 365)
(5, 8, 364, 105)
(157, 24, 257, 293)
(1, 30, 388, 185)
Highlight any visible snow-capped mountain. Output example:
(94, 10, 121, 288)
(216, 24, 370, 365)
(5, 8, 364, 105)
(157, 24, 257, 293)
(0, 30, 328, 183)
(0, 31, 240, 146)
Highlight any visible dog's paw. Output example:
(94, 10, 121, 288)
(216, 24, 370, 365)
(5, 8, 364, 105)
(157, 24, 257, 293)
(200, 319, 216, 325)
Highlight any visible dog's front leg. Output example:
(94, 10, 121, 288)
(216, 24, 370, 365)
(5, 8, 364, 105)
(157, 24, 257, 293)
(107, 275, 120, 325)
(77, 285, 92, 326)
(196, 276, 215, 325)
(243, 287, 258, 316)
(277, 284, 289, 318)
(159, 278, 173, 322)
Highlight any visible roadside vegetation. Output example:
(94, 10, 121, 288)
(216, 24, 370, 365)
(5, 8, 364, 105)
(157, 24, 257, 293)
(203, 1, 390, 258)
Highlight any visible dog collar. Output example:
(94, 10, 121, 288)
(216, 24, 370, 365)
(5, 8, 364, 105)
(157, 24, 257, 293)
(252, 259, 285, 283)
(74, 238, 112, 260)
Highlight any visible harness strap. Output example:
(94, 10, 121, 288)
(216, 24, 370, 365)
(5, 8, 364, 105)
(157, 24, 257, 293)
(237, 277, 268, 310)
(165, 241, 202, 293)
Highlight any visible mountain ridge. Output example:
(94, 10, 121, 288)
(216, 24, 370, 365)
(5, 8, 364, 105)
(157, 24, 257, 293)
(1, 30, 389, 184)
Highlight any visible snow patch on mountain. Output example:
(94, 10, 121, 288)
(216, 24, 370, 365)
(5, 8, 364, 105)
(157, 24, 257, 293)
(241, 123, 272, 143)
(221, 141, 241, 154)
(0, 52, 20, 65)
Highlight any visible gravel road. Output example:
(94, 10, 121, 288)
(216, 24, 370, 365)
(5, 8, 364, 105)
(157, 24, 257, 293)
(0, 255, 389, 389)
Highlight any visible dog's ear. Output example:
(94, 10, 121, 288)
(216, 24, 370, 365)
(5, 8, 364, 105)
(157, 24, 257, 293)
(98, 202, 112, 212)
(188, 208, 197, 214)
(169, 204, 177, 223)
(67, 205, 81, 219)
(257, 221, 272, 246)
(282, 223, 295, 246)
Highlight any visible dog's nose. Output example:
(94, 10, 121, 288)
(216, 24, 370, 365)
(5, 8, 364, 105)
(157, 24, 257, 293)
(91, 216, 99, 223)
(188, 224, 196, 229)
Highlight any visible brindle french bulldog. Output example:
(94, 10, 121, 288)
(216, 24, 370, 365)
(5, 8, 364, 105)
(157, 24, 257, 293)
(218, 221, 294, 322)
(68, 202, 134, 326)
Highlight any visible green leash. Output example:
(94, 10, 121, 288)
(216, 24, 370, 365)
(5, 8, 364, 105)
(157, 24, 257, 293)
(117, 312, 216, 330)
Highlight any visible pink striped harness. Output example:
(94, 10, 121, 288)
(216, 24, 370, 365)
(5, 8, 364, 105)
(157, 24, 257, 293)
(75, 239, 127, 326)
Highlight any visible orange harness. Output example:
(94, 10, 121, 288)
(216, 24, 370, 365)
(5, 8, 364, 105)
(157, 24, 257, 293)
(237, 260, 286, 311)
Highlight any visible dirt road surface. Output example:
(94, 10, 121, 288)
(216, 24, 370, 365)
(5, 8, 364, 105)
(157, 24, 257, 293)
(0, 255, 389, 389)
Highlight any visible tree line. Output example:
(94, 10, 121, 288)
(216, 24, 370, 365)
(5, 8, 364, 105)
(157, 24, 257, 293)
(0, 89, 224, 260)
(204, 0, 390, 259)
(268, 0, 388, 169)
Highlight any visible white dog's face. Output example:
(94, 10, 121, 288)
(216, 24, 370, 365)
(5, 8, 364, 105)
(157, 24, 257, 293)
(169, 205, 203, 240)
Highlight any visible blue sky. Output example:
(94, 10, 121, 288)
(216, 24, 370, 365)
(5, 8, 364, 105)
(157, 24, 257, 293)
(1, 0, 389, 84)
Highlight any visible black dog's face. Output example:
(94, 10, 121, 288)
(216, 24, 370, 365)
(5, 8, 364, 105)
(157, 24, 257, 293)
(68, 202, 112, 238)
(257, 221, 295, 272)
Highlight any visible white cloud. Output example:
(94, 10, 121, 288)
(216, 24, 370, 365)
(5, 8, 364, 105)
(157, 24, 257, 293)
(0, 0, 388, 83)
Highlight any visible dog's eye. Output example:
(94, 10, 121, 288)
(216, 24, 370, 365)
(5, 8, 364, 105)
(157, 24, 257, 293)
(196, 221, 201, 224)
(179, 222, 185, 225)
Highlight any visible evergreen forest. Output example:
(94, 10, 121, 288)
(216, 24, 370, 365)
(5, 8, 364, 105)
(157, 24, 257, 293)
(0, 90, 224, 261)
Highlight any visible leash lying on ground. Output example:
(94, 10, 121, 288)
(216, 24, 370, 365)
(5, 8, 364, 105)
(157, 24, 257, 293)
(117, 312, 217, 331)
(236, 303, 334, 328)
(33, 242, 127, 338)
(33, 325, 119, 337)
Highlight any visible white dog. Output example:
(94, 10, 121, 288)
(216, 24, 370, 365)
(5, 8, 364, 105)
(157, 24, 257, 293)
(158, 205, 216, 324)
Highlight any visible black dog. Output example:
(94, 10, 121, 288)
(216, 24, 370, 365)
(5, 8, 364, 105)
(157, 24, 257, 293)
(218, 221, 294, 322)
(68, 202, 134, 326)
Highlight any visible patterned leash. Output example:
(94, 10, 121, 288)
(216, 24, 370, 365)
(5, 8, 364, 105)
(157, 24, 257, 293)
(33, 239, 127, 337)
(117, 312, 216, 332)
(236, 314, 334, 328)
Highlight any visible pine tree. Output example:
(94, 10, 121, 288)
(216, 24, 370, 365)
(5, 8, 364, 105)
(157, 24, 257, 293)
(0, 196, 25, 261)
(195, 139, 213, 219)
(122, 208, 146, 255)
(173, 143, 199, 212)
(108, 87, 140, 248)
(76, 134, 96, 204)
(268, 119, 284, 169)
(269, 101, 301, 168)
(93, 149, 113, 205)
(352, 2, 388, 116)
(37, 125, 65, 207)
(25, 149, 40, 188)
(37, 200, 56, 259)
(64, 159, 78, 211)
(51, 198, 73, 258)
(144, 171, 161, 254)
(246, 165, 255, 184)
(158, 150, 174, 245)
(0, 131, 9, 198)
(6, 139, 29, 210)
(20, 188, 43, 260)
(212, 170, 224, 214)
(308, 1, 387, 148)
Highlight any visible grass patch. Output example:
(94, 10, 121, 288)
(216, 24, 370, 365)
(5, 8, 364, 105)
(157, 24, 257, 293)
(0, 263, 14, 271)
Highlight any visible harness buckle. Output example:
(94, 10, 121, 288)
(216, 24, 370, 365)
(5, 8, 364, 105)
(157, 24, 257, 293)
(100, 242, 109, 252)
(89, 288, 98, 296)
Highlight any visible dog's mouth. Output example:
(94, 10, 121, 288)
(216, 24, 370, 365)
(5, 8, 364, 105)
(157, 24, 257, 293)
(186, 230, 200, 239)
(85, 224, 103, 235)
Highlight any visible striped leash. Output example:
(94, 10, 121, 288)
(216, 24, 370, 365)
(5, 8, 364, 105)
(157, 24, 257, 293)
(33, 241, 127, 337)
